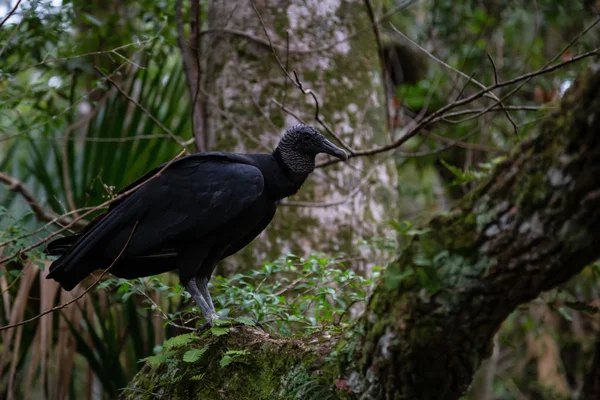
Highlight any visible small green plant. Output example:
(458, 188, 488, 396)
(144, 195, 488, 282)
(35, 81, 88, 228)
(102, 253, 381, 336)
(440, 157, 506, 186)
(219, 349, 249, 369)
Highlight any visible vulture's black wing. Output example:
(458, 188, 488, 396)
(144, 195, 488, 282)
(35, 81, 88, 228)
(47, 154, 264, 289)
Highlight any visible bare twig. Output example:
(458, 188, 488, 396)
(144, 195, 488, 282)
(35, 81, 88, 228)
(487, 52, 519, 136)
(126, 281, 194, 331)
(454, 72, 476, 101)
(251, 1, 355, 155)
(282, 30, 290, 108)
(390, 23, 519, 135)
(0, 0, 22, 30)
(292, 71, 355, 154)
(270, 99, 308, 125)
(316, 46, 600, 168)
(95, 67, 188, 148)
(0, 221, 139, 332)
(176, 0, 206, 152)
(420, 130, 503, 153)
(364, 0, 391, 135)
(0, 7, 31, 58)
(446, 17, 600, 126)
(0, 206, 97, 249)
(12, 37, 159, 74)
(0, 173, 84, 229)
(205, 0, 418, 55)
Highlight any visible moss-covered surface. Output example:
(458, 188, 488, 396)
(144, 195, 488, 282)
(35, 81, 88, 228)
(348, 66, 600, 399)
(121, 326, 344, 400)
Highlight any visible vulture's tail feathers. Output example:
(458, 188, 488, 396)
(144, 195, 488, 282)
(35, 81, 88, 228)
(44, 235, 81, 256)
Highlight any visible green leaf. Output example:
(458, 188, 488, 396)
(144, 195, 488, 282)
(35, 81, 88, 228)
(210, 327, 229, 336)
(190, 374, 206, 381)
(219, 349, 249, 368)
(140, 350, 176, 368)
(219, 355, 234, 368)
(224, 349, 249, 356)
(183, 347, 208, 363)
(235, 316, 255, 326)
(163, 333, 198, 349)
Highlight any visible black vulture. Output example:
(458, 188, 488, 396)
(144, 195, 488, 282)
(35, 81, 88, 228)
(45, 125, 348, 325)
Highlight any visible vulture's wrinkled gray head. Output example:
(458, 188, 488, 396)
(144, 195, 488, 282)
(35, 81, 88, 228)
(275, 124, 348, 174)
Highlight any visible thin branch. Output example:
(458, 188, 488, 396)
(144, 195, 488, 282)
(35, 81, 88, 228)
(282, 30, 290, 108)
(420, 129, 503, 153)
(445, 16, 600, 126)
(0, 0, 22, 30)
(316, 46, 600, 168)
(0, 221, 139, 332)
(176, 0, 206, 152)
(364, 0, 391, 134)
(126, 281, 195, 332)
(95, 67, 188, 148)
(0, 172, 84, 229)
(0, 206, 97, 249)
(270, 99, 308, 125)
(0, 7, 31, 58)
(251, 1, 355, 155)
(454, 72, 476, 101)
(487, 53, 499, 85)
(487, 52, 519, 136)
(292, 70, 355, 154)
(390, 23, 519, 135)
(12, 36, 159, 74)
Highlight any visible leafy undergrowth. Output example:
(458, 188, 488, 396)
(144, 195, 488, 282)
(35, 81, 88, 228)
(101, 253, 382, 337)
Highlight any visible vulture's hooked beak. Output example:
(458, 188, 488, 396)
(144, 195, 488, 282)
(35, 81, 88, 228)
(320, 138, 348, 161)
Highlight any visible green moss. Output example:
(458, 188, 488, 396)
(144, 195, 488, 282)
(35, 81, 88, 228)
(121, 327, 343, 400)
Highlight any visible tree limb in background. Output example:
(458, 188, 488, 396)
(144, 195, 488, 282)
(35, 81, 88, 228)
(176, 0, 206, 152)
(0, 172, 86, 230)
(123, 65, 600, 400)
(0, 0, 23, 31)
(317, 46, 600, 168)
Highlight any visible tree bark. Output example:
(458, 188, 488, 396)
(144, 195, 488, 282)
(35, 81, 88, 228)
(121, 65, 600, 400)
(199, 0, 397, 268)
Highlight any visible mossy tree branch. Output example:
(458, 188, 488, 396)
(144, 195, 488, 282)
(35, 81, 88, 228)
(122, 66, 600, 400)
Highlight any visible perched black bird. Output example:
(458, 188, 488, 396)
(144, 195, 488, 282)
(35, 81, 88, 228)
(45, 125, 347, 325)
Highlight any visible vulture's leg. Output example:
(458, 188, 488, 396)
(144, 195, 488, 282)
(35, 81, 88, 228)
(196, 276, 216, 315)
(195, 275, 267, 330)
(185, 278, 219, 325)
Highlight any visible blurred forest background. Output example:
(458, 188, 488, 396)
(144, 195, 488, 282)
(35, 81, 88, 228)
(1, 0, 599, 399)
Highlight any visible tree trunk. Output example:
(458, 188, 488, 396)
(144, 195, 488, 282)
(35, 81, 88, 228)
(200, 0, 397, 268)
(121, 50, 600, 400)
